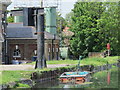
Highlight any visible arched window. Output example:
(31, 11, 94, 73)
(13, 45, 21, 58)
(13, 49, 21, 57)
(34, 50, 37, 56)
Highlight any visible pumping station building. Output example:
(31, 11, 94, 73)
(2, 7, 60, 64)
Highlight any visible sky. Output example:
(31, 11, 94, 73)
(7, 0, 77, 18)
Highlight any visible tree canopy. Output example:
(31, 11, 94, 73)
(68, 2, 119, 58)
(7, 16, 14, 23)
(56, 12, 67, 34)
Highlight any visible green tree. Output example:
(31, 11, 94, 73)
(7, 16, 14, 23)
(56, 12, 67, 47)
(97, 2, 119, 55)
(69, 2, 119, 58)
(69, 2, 105, 58)
(118, 1, 120, 56)
(65, 11, 74, 25)
(56, 12, 67, 34)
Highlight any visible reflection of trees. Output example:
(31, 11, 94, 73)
(32, 79, 59, 88)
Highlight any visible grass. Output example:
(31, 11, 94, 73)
(47, 60, 78, 65)
(0, 71, 33, 85)
(0, 56, 118, 85)
(27, 56, 119, 66)
(0, 71, 2, 84)
(26, 60, 78, 65)
(13, 83, 30, 88)
(104, 56, 119, 64)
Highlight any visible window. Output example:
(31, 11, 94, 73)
(48, 44, 51, 53)
(56, 48, 58, 52)
(48, 48, 50, 52)
(13, 49, 21, 58)
(34, 50, 37, 56)
(13, 45, 21, 58)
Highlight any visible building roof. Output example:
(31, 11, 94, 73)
(6, 23, 60, 40)
(62, 26, 74, 37)
(7, 23, 24, 27)
(6, 26, 36, 38)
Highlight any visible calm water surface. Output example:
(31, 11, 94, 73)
(32, 67, 118, 89)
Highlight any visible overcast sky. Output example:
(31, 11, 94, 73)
(7, 0, 77, 18)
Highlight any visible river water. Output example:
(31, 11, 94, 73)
(32, 67, 119, 89)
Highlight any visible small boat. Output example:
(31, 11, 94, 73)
(59, 71, 90, 83)
(59, 57, 91, 83)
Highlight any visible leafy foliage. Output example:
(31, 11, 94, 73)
(65, 11, 74, 25)
(69, 2, 119, 58)
(14, 83, 30, 88)
(56, 12, 67, 34)
(7, 16, 14, 23)
(56, 12, 67, 46)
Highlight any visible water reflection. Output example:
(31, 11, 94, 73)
(59, 73, 91, 84)
(32, 79, 59, 88)
(32, 74, 92, 88)
(32, 67, 118, 88)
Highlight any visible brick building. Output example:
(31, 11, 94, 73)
(1, 6, 60, 64)
(6, 23, 60, 64)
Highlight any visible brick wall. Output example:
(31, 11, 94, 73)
(7, 39, 60, 63)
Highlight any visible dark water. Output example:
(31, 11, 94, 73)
(32, 67, 119, 89)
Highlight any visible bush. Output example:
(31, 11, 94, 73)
(14, 83, 30, 88)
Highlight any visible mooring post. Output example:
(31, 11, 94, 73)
(35, 13, 46, 69)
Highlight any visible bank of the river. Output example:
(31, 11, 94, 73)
(45, 66, 119, 89)
(29, 56, 118, 66)
(0, 56, 119, 88)
(0, 70, 33, 88)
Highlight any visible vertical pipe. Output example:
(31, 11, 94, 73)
(52, 39, 53, 60)
(52, 34, 55, 60)
(0, 5, 2, 64)
(34, 8, 38, 32)
(3, 11, 8, 64)
(36, 13, 46, 69)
